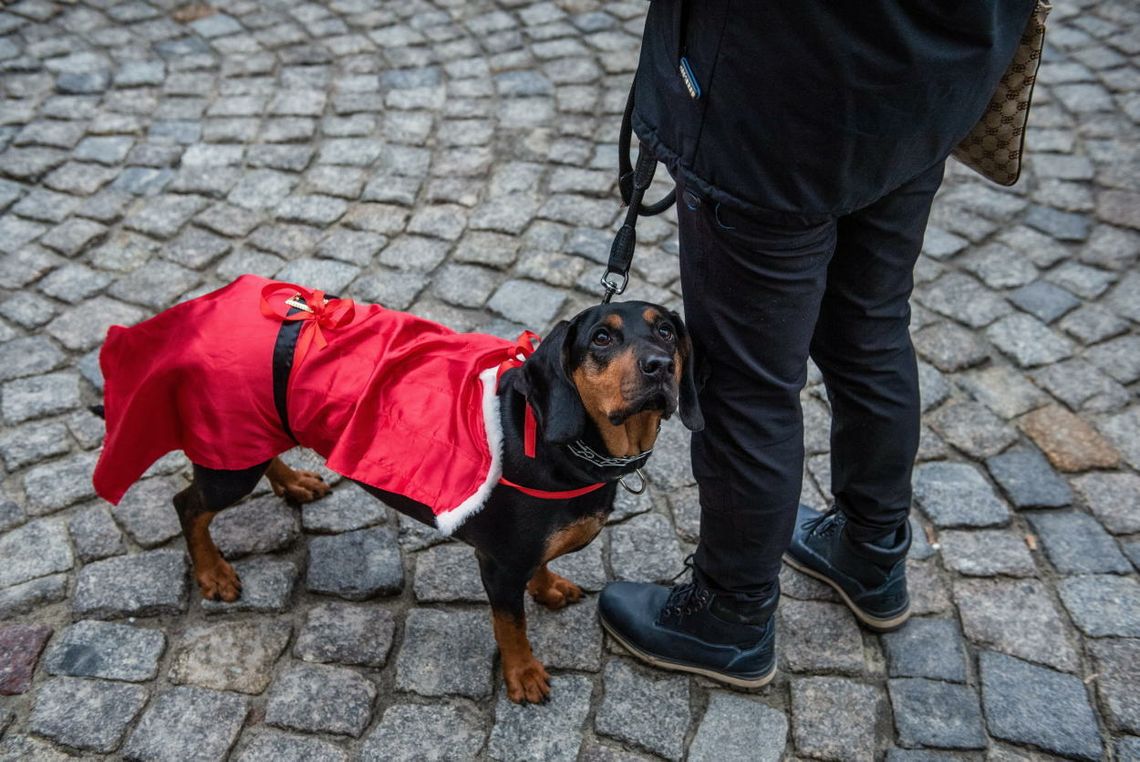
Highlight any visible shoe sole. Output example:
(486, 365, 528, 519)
(599, 615, 777, 688)
(782, 554, 910, 633)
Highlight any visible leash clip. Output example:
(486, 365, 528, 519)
(617, 468, 647, 495)
(600, 270, 628, 304)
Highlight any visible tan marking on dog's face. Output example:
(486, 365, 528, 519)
(642, 307, 660, 325)
(572, 350, 643, 455)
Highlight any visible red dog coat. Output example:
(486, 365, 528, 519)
(93, 274, 519, 535)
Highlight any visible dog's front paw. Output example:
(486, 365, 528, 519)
(197, 560, 242, 602)
(270, 468, 330, 503)
(528, 571, 583, 610)
(504, 656, 551, 704)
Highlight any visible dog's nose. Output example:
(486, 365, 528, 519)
(639, 353, 675, 378)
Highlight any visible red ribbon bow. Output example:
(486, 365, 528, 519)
(259, 282, 356, 361)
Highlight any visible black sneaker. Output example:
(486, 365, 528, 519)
(598, 573, 777, 688)
(783, 504, 911, 632)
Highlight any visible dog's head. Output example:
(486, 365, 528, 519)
(513, 301, 703, 457)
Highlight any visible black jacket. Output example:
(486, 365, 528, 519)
(633, 0, 1036, 220)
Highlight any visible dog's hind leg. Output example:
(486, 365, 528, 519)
(175, 461, 271, 602)
(265, 456, 330, 504)
(478, 552, 551, 704)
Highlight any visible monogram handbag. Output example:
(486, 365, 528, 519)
(952, 0, 1052, 186)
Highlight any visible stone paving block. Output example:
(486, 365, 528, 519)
(595, 659, 690, 761)
(396, 608, 497, 698)
(1089, 638, 1140, 734)
(112, 475, 183, 548)
(0, 623, 52, 695)
(643, 417, 696, 489)
(169, 620, 291, 694)
(414, 542, 487, 602)
(1117, 737, 1140, 762)
(1058, 574, 1140, 637)
(980, 651, 1102, 760)
(1, 370, 80, 425)
(917, 271, 1012, 328)
(957, 365, 1047, 420)
(1097, 407, 1140, 471)
(294, 601, 396, 668)
(1026, 510, 1131, 574)
(45, 296, 145, 352)
(1034, 357, 1130, 413)
(928, 400, 1017, 458)
(908, 560, 953, 615)
(527, 594, 603, 672)
(0, 734, 75, 761)
(984, 446, 1072, 508)
(688, 690, 787, 762)
(23, 451, 99, 515)
(487, 278, 565, 327)
(889, 678, 985, 750)
(300, 483, 387, 533)
(791, 676, 884, 762)
(0, 517, 73, 589)
(306, 525, 404, 600)
(265, 662, 377, 737)
(1072, 472, 1140, 534)
(0, 500, 22, 533)
(912, 461, 1010, 528)
(43, 619, 165, 682)
(954, 578, 1078, 672)
(882, 617, 968, 682)
(488, 674, 592, 762)
(73, 548, 189, 619)
(0, 573, 68, 619)
(29, 676, 148, 752)
(1012, 282, 1080, 323)
(124, 685, 249, 762)
(609, 512, 684, 583)
(1018, 404, 1120, 472)
(360, 703, 486, 762)
(984, 310, 1071, 367)
(778, 599, 865, 674)
(210, 495, 299, 559)
(236, 729, 349, 762)
(201, 557, 298, 614)
(939, 528, 1036, 577)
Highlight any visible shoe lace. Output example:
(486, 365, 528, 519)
(804, 505, 846, 538)
(660, 555, 712, 619)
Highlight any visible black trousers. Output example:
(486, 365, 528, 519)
(678, 161, 945, 599)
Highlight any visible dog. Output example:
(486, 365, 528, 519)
(93, 274, 702, 703)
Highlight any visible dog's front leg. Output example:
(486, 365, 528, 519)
(477, 553, 550, 704)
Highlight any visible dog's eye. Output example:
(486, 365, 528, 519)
(657, 323, 675, 342)
(592, 328, 612, 347)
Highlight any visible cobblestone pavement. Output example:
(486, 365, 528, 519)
(0, 0, 1137, 759)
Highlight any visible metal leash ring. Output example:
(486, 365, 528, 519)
(617, 468, 647, 495)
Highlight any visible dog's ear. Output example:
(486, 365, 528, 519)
(669, 309, 704, 432)
(513, 319, 588, 444)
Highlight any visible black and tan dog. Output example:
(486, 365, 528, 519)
(94, 282, 702, 704)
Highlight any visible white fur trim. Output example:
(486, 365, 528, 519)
(435, 366, 504, 536)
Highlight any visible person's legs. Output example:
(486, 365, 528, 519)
(811, 161, 945, 541)
(598, 185, 838, 685)
(678, 192, 837, 599)
(786, 161, 946, 630)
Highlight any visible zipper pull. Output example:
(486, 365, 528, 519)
(679, 56, 701, 100)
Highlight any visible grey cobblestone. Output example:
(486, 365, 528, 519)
(43, 619, 165, 682)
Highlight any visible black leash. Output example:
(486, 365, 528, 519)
(600, 80, 677, 304)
